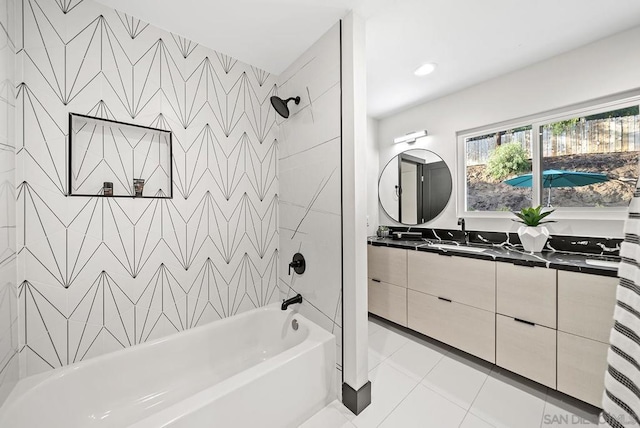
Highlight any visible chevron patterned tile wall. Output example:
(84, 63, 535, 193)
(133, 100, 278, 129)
(0, 0, 19, 405)
(277, 23, 343, 377)
(15, 0, 280, 376)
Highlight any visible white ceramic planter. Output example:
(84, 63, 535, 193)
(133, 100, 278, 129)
(517, 225, 549, 253)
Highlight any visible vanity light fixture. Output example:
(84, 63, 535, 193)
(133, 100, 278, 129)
(414, 63, 437, 76)
(394, 130, 428, 144)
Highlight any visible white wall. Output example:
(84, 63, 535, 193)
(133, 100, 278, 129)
(366, 117, 379, 235)
(0, 0, 18, 405)
(375, 26, 640, 238)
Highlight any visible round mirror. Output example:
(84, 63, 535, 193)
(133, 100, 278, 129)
(379, 149, 452, 225)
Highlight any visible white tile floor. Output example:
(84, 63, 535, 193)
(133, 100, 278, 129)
(300, 316, 601, 428)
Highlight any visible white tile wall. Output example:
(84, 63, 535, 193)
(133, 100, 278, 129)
(0, 0, 19, 405)
(277, 22, 343, 373)
(15, 0, 279, 376)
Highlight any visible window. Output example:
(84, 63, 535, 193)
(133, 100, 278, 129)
(465, 126, 533, 211)
(459, 96, 640, 215)
(541, 106, 639, 208)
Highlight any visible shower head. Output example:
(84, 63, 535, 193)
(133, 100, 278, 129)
(270, 95, 300, 119)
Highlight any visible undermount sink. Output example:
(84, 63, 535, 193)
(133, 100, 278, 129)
(429, 244, 488, 253)
(584, 259, 620, 268)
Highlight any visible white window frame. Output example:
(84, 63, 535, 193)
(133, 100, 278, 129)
(457, 91, 640, 221)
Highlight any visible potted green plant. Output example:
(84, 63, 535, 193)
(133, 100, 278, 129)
(513, 206, 555, 252)
(377, 226, 389, 238)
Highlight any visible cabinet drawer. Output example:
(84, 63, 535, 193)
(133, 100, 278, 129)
(558, 271, 617, 343)
(408, 251, 495, 311)
(367, 246, 407, 287)
(497, 263, 556, 328)
(408, 289, 495, 363)
(557, 331, 608, 408)
(368, 279, 407, 326)
(496, 314, 556, 388)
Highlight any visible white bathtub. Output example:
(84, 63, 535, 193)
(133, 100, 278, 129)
(0, 304, 336, 427)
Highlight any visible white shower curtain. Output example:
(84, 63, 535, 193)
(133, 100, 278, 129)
(600, 186, 640, 427)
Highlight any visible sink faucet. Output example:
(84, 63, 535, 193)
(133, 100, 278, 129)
(457, 218, 469, 245)
(281, 294, 303, 310)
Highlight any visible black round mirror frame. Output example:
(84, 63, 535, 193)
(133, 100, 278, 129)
(378, 149, 453, 226)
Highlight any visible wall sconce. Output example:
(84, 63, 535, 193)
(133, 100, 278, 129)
(393, 130, 427, 144)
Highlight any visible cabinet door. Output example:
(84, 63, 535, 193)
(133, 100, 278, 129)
(558, 271, 617, 343)
(557, 331, 609, 408)
(408, 289, 495, 363)
(368, 279, 407, 326)
(367, 246, 407, 287)
(497, 263, 557, 328)
(408, 251, 496, 312)
(496, 314, 556, 388)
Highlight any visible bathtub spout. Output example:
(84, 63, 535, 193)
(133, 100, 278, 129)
(281, 294, 303, 310)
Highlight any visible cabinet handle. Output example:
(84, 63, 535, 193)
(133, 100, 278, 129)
(438, 297, 452, 303)
(371, 279, 381, 283)
(513, 260, 535, 267)
(514, 318, 535, 326)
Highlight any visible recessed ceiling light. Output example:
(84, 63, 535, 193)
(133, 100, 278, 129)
(414, 63, 437, 76)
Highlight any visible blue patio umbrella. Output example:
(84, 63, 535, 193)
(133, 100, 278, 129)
(504, 169, 609, 206)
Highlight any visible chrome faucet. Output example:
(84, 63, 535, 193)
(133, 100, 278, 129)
(458, 218, 469, 245)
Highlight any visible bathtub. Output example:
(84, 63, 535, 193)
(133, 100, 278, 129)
(0, 304, 336, 427)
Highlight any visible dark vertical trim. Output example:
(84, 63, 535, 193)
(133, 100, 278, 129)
(342, 381, 371, 415)
(416, 163, 424, 223)
(397, 155, 402, 222)
(169, 129, 173, 199)
(339, 19, 344, 386)
(68, 113, 72, 196)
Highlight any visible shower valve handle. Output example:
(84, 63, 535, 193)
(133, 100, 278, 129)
(288, 253, 306, 275)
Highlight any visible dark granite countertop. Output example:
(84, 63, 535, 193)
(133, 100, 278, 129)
(367, 236, 620, 278)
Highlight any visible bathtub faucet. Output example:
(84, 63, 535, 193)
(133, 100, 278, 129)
(281, 294, 303, 310)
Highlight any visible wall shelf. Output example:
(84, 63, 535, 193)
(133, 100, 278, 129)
(68, 113, 173, 199)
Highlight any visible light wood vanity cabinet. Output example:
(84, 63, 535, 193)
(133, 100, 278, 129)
(407, 252, 496, 363)
(368, 279, 407, 326)
(367, 246, 407, 326)
(367, 245, 407, 286)
(408, 251, 495, 312)
(408, 289, 495, 363)
(558, 271, 617, 343)
(556, 271, 617, 407)
(496, 262, 557, 387)
(557, 332, 610, 407)
(497, 263, 557, 328)
(367, 244, 618, 408)
(496, 314, 556, 388)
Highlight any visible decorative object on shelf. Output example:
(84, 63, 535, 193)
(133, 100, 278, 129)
(513, 205, 555, 252)
(103, 182, 113, 197)
(133, 179, 145, 197)
(377, 226, 389, 238)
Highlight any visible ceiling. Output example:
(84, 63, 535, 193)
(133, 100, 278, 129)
(96, 0, 640, 119)
(366, 0, 640, 118)
(95, 0, 386, 74)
